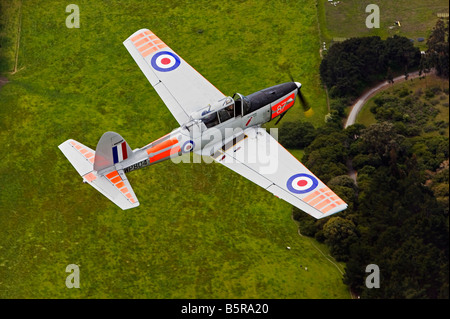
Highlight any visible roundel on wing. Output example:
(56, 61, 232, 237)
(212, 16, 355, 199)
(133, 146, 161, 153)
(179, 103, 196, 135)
(286, 173, 318, 194)
(182, 140, 195, 153)
(151, 51, 181, 72)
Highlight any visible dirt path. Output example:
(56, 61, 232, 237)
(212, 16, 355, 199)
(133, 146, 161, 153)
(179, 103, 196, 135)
(344, 70, 425, 128)
(12, 0, 23, 74)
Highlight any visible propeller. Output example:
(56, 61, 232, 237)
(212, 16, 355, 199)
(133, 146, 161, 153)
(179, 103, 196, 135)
(288, 73, 314, 117)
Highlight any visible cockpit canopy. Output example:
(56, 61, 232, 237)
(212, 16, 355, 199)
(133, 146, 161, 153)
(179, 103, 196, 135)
(185, 82, 297, 131)
(190, 96, 236, 129)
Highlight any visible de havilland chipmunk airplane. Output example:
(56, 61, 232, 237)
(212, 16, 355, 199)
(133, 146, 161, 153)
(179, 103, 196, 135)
(58, 29, 347, 219)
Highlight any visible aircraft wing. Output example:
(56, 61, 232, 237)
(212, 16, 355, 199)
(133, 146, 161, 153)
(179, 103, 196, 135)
(59, 140, 139, 210)
(211, 128, 348, 219)
(123, 29, 226, 125)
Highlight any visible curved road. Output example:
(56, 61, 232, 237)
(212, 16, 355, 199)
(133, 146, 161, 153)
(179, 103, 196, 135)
(344, 71, 423, 128)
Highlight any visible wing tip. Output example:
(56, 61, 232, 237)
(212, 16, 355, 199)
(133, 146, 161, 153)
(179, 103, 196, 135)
(123, 28, 152, 44)
(317, 204, 348, 219)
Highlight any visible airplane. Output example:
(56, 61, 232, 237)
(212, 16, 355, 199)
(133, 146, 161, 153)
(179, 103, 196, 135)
(58, 29, 348, 219)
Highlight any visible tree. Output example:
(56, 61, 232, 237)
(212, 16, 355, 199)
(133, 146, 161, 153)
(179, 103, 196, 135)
(320, 36, 421, 98)
(426, 19, 449, 78)
(360, 122, 406, 164)
(323, 217, 358, 261)
(278, 121, 316, 149)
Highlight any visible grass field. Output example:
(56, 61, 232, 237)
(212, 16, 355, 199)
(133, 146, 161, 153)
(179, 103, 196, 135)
(356, 74, 450, 137)
(318, 0, 449, 49)
(0, 0, 349, 298)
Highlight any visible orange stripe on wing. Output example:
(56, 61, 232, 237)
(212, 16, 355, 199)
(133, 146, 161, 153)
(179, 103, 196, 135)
(309, 195, 326, 207)
(131, 32, 144, 42)
(138, 42, 154, 53)
(142, 46, 158, 57)
(321, 203, 337, 214)
(315, 199, 331, 210)
(134, 37, 149, 47)
(303, 191, 320, 203)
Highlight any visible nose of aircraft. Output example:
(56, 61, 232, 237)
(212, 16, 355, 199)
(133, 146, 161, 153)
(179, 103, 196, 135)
(294, 82, 302, 89)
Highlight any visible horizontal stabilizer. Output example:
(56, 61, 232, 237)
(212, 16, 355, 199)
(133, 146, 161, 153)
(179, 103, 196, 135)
(58, 139, 139, 210)
(83, 169, 139, 210)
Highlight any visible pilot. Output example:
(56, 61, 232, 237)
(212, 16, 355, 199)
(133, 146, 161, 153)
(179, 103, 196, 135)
(225, 103, 234, 117)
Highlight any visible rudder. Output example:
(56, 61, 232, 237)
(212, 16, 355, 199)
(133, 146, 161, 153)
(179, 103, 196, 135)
(94, 132, 133, 171)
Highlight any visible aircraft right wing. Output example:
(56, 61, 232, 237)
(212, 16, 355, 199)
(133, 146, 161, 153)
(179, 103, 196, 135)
(211, 127, 348, 219)
(123, 29, 226, 125)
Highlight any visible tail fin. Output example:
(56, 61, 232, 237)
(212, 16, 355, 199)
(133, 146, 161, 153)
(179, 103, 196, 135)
(94, 132, 133, 171)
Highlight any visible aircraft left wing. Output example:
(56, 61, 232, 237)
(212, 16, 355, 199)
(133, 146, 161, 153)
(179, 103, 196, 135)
(123, 29, 226, 125)
(211, 128, 348, 219)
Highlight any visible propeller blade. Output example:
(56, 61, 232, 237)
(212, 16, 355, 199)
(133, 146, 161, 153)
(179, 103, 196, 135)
(297, 90, 313, 117)
(288, 73, 314, 117)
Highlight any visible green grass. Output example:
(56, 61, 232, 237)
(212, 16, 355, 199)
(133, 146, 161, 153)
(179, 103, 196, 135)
(288, 149, 306, 162)
(0, 0, 349, 298)
(319, 0, 449, 49)
(356, 97, 378, 127)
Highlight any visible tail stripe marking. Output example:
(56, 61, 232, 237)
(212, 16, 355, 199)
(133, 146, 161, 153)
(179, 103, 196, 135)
(112, 142, 128, 164)
(112, 146, 119, 164)
(121, 142, 128, 160)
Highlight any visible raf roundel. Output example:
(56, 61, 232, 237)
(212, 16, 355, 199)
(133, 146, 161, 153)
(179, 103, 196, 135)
(182, 140, 195, 153)
(286, 173, 318, 194)
(151, 51, 181, 72)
